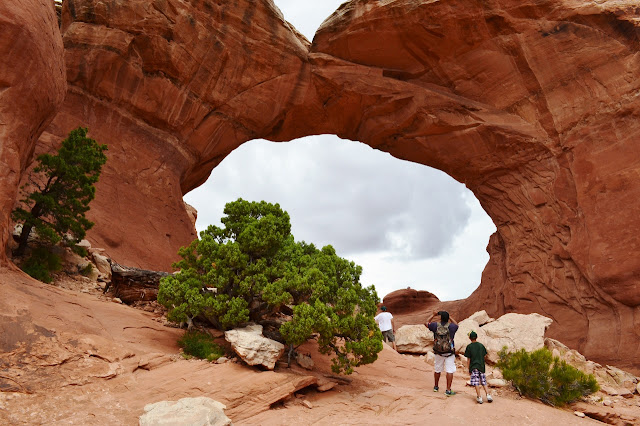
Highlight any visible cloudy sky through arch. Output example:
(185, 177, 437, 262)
(183, 1, 497, 302)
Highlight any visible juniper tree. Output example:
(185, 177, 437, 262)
(13, 127, 108, 256)
(158, 198, 383, 374)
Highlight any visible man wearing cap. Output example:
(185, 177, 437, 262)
(427, 311, 459, 395)
(374, 306, 396, 351)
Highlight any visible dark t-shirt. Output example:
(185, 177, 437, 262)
(427, 322, 459, 351)
(464, 341, 488, 373)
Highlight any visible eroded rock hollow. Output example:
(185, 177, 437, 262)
(3, 0, 640, 366)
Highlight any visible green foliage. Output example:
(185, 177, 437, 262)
(177, 330, 226, 361)
(497, 347, 599, 406)
(12, 127, 108, 255)
(21, 246, 62, 283)
(80, 263, 94, 277)
(158, 198, 383, 374)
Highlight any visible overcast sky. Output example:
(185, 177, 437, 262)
(183, 0, 496, 302)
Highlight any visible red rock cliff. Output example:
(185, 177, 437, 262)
(6, 0, 640, 366)
(0, 0, 66, 264)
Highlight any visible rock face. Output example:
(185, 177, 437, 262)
(0, 0, 66, 264)
(139, 397, 232, 426)
(480, 313, 553, 363)
(225, 324, 285, 370)
(395, 324, 433, 354)
(3, 0, 640, 369)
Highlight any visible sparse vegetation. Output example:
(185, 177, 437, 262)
(178, 330, 226, 361)
(20, 246, 62, 283)
(12, 127, 107, 257)
(497, 347, 599, 406)
(158, 198, 383, 374)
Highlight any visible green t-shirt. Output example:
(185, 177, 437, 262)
(464, 341, 487, 373)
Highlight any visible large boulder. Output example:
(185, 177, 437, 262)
(482, 313, 553, 363)
(455, 317, 487, 356)
(139, 397, 232, 426)
(395, 325, 433, 354)
(225, 324, 285, 370)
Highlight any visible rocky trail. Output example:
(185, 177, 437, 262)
(1, 267, 638, 425)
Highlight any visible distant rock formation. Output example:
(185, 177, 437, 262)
(3, 0, 640, 368)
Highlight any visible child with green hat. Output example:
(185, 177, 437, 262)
(464, 331, 493, 404)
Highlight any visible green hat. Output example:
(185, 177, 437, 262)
(469, 331, 478, 340)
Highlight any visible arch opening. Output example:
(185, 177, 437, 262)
(184, 135, 496, 301)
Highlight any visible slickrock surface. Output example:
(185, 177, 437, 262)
(0, 268, 616, 425)
(4, 0, 640, 367)
(0, 0, 66, 264)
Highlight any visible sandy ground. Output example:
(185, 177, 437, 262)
(0, 266, 637, 425)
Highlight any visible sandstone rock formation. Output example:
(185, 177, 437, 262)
(139, 397, 232, 426)
(481, 313, 553, 363)
(3, 0, 640, 370)
(225, 324, 285, 370)
(0, 0, 66, 264)
(395, 324, 433, 354)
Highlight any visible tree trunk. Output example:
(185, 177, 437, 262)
(14, 223, 33, 256)
(108, 262, 169, 304)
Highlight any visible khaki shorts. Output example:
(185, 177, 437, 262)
(382, 329, 395, 342)
(434, 353, 456, 374)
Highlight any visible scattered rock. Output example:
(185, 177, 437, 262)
(487, 379, 509, 388)
(395, 324, 432, 354)
(112, 298, 123, 304)
(216, 357, 228, 364)
(573, 411, 585, 418)
(424, 352, 435, 365)
(139, 397, 231, 426)
(135, 353, 173, 372)
(467, 310, 493, 326)
(209, 329, 225, 338)
(225, 324, 285, 370)
(296, 353, 314, 370)
(77, 240, 91, 250)
(317, 382, 337, 392)
(92, 252, 112, 277)
(302, 400, 313, 409)
(619, 388, 633, 399)
(602, 399, 613, 407)
(601, 385, 619, 396)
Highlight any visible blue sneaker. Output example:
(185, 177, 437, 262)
(433, 386, 439, 392)
(445, 390, 456, 396)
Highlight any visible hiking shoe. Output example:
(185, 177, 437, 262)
(445, 390, 456, 396)
(487, 395, 493, 403)
(476, 397, 483, 404)
(433, 386, 439, 392)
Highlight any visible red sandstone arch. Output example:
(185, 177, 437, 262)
(4, 0, 640, 367)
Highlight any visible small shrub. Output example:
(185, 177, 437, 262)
(21, 246, 62, 283)
(177, 330, 225, 362)
(80, 263, 94, 276)
(497, 347, 599, 406)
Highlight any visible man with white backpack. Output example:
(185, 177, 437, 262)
(426, 311, 459, 395)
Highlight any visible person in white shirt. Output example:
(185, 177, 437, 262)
(374, 306, 396, 351)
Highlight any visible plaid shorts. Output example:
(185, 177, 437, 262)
(470, 369, 487, 386)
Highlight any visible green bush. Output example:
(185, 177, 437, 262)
(158, 198, 383, 375)
(80, 263, 94, 276)
(177, 331, 226, 362)
(21, 246, 62, 283)
(497, 347, 599, 406)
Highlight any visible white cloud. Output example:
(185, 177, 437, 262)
(184, 136, 496, 301)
